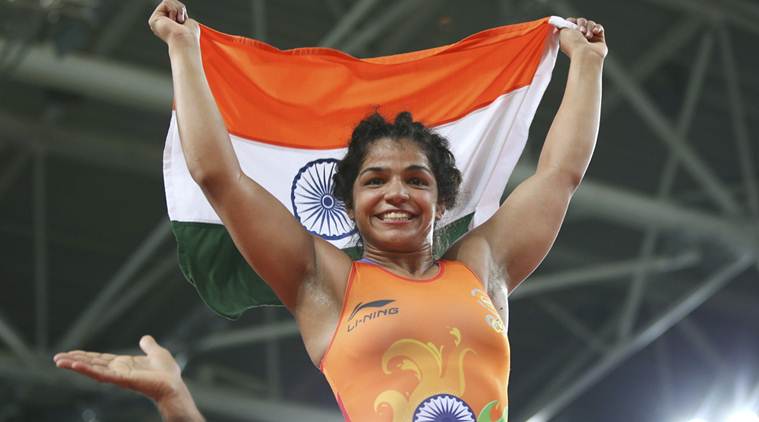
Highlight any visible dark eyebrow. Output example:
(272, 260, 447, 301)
(406, 165, 433, 174)
(358, 165, 432, 177)
(358, 166, 386, 176)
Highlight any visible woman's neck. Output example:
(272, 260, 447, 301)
(361, 245, 438, 279)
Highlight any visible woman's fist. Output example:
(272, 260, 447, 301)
(148, 0, 199, 47)
(560, 17, 607, 60)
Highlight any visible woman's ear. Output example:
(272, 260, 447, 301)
(435, 206, 444, 221)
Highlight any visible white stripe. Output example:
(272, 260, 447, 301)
(549, 16, 577, 31)
(164, 33, 559, 249)
(454, 26, 559, 228)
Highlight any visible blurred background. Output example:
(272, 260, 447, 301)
(0, 0, 758, 421)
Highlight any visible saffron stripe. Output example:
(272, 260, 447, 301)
(198, 18, 551, 149)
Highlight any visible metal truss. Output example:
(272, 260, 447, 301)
(511, 250, 701, 299)
(601, 16, 703, 118)
(0, 149, 31, 200)
(55, 218, 171, 351)
(616, 29, 715, 341)
(194, 321, 299, 354)
(0, 111, 162, 177)
(92, 0, 151, 57)
(252, 0, 267, 42)
(0, 353, 343, 421)
(340, 0, 429, 55)
(718, 24, 759, 218)
(0, 316, 37, 369)
(536, 298, 609, 354)
(518, 256, 754, 422)
(319, 0, 382, 47)
(2, 36, 172, 112)
(1, 0, 758, 420)
(33, 148, 47, 352)
(513, 0, 759, 419)
(641, 0, 759, 36)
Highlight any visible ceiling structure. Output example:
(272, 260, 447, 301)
(0, 0, 758, 421)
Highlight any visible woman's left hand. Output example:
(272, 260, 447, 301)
(560, 17, 607, 60)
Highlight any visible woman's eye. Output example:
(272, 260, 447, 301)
(365, 178, 383, 185)
(408, 177, 427, 186)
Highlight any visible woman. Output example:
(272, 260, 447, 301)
(55, 1, 607, 420)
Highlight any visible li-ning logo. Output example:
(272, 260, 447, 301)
(347, 299, 399, 333)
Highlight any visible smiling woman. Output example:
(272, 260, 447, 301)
(332, 111, 462, 256)
(53, 0, 607, 420)
(333, 111, 462, 214)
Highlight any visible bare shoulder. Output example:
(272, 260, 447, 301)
(445, 230, 510, 319)
(443, 228, 495, 286)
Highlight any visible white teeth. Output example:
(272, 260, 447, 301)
(381, 212, 412, 221)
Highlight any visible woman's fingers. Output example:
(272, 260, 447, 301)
(148, 0, 188, 32)
(55, 351, 141, 387)
(165, 0, 187, 23)
(140, 335, 180, 373)
(564, 16, 605, 44)
(582, 20, 591, 40)
(57, 350, 112, 360)
(148, 0, 197, 44)
(584, 20, 605, 43)
(593, 24, 605, 42)
(56, 357, 107, 376)
(55, 355, 116, 381)
(179, 5, 187, 23)
(54, 351, 95, 364)
(167, 5, 176, 22)
(71, 361, 116, 379)
(143, 336, 176, 363)
(54, 350, 119, 370)
(53, 337, 185, 402)
(140, 335, 171, 361)
(586, 20, 597, 40)
(139, 334, 160, 354)
(576, 17, 587, 34)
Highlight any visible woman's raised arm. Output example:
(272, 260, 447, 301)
(448, 18, 607, 292)
(148, 0, 351, 310)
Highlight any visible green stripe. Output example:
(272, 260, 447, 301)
(171, 213, 474, 319)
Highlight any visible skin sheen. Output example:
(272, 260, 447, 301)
(54, 2, 607, 421)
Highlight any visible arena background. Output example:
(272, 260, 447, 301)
(0, 0, 757, 421)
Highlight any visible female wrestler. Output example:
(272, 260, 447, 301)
(54, 1, 606, 420)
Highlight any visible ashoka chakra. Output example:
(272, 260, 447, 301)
(413, 394, 475, 422)
(291, 158, 356, 240)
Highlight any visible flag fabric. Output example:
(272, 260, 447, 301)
(164, 16, 571, 319)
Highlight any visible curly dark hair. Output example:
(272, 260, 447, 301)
(333, 111, 462, 212)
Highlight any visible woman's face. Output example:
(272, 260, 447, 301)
(350, 137, 442, 253)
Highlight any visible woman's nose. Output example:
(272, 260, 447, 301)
(384, 180, 410, 203)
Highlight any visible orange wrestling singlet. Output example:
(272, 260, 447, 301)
(320, 260, 510, 422)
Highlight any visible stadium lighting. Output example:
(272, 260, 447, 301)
(726, 411, 759, 422)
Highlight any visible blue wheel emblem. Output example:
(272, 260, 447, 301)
(291, 158, 356, 240)
(413, 394, 476, 422)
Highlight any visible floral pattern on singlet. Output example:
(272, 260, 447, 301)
(321, 260, 510, 422)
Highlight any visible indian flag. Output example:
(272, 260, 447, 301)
(164, 16, 572, 318)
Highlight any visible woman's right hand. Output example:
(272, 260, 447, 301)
(148, 0, 199, 47)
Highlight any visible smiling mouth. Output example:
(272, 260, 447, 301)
(377, 211, 415, 222)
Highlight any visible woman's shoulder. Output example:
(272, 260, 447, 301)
(442, 238, 495, 286)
